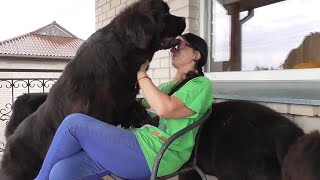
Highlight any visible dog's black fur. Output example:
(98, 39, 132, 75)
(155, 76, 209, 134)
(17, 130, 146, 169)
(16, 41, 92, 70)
(179, 100, 304, 180)
(4, 93, 48, 140)
(0, 0, 185, 179)
(282, 130, 320, 180)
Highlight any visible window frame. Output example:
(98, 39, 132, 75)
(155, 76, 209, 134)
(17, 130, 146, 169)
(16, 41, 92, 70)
(200, 0, 320, 105)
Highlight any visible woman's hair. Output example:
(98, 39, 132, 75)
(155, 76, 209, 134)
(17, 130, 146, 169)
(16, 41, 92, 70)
(168, 33, 208, 96)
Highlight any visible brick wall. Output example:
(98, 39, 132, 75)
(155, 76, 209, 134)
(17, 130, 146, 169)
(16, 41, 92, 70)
(95, 0, 200, 86)
(215, 99, 320, 133)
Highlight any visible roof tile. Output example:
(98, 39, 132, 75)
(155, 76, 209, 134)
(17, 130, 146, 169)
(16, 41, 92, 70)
(0, 22, 84, 59)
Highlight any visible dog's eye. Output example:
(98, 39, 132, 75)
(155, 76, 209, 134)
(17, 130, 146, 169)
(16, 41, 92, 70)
(164, 12, 170, 16)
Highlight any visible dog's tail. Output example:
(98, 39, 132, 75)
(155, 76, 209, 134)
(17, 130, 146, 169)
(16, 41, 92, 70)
(5, 93, 48, 139)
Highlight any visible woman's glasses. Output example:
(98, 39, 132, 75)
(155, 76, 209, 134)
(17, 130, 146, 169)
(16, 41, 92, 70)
(170, 36, 192, 53)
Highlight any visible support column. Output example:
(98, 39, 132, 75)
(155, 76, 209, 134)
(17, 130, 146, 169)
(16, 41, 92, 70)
(229, 3, 241, 71)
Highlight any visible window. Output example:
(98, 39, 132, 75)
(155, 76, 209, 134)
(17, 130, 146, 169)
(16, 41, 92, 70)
(200, 0, 320, 105)
(202, 0, 320, 72)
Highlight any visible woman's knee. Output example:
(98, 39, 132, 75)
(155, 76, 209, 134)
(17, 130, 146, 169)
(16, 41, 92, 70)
(49, 160, 75, 180)
(49, 151, 108, 180)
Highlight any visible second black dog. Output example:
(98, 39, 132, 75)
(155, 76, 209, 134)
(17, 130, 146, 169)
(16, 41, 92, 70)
(179, 100, 304, 180)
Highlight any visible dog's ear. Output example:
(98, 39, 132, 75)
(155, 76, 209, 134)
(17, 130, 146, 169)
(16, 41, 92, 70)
(125, 13, 155, 49)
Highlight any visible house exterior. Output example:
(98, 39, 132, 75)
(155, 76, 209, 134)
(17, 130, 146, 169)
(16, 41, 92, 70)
(0, 21, 84, 79)
(95, 0, 320, 134)
(283, 32, 320, 69)
(0, 22, 84, 152)
(0, 20, 84, 113)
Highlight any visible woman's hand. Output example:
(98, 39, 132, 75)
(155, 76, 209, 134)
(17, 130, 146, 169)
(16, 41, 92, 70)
(137, 60, 150, 78)
(136, 60, 194, 119)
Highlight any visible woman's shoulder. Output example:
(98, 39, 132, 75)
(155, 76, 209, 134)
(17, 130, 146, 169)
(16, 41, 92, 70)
(157, 81, 176, 89)
(175, 76, 212, 93)
(187, 76, 211, 86)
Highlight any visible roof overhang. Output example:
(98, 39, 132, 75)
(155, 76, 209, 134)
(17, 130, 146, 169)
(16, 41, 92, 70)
(0, 54, 72, 61)
(217, 0, 285, 12)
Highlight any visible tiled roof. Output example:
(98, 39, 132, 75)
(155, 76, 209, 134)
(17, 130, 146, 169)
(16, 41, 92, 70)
(0, 21, 84, 59)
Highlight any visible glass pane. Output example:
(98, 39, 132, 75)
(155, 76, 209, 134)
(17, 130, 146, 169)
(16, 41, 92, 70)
(210, 0, 320, 71)
(242, 0, 320, 71)
(211, 1, 230, 72)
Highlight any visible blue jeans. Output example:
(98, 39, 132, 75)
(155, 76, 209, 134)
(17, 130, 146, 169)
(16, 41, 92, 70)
(35, 113, 150, 180)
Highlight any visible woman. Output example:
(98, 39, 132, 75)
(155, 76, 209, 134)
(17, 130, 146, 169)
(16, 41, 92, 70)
(35, 33, 213, 180)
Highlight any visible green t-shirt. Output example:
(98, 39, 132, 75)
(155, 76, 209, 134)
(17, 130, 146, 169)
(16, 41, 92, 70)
(133, 76, 214, 177)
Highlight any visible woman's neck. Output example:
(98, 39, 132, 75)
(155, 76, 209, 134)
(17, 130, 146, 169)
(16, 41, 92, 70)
(173, 73, 186, 82)
(173, 68, 196, 82)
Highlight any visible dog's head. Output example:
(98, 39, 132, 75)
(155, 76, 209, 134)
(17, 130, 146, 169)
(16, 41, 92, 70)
(114, 0, 186, 50)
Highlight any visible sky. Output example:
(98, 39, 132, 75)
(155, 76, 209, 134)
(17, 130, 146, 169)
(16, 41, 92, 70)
(212, 0, 320, 70)
(0, 0, 95, 41)
(0, 0, 319, 71)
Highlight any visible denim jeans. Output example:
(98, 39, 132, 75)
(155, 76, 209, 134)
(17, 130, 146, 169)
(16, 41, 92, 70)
(35, 113, 150, 180)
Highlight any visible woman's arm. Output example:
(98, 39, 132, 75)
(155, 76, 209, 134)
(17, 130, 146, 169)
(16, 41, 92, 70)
(137, 62, 194, 119)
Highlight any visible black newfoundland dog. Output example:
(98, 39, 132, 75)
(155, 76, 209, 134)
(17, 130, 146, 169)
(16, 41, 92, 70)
(179, 100, 304, 180)
(0, 0, 186, 179)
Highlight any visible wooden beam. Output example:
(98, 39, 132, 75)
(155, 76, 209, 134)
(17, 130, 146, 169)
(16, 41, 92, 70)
(229, 3, 241, 71)
(218, 0, 285, 12)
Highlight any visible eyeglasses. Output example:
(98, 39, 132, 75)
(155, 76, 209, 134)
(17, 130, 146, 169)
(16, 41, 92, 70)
(170, 36, 193, 53)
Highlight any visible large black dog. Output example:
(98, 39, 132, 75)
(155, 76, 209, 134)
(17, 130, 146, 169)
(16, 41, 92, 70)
(0, 0, 186, 179)
(179, 100, 304, 180)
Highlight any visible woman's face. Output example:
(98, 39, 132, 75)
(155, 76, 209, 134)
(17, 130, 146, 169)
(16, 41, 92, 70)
(170, 36, 198, 69)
